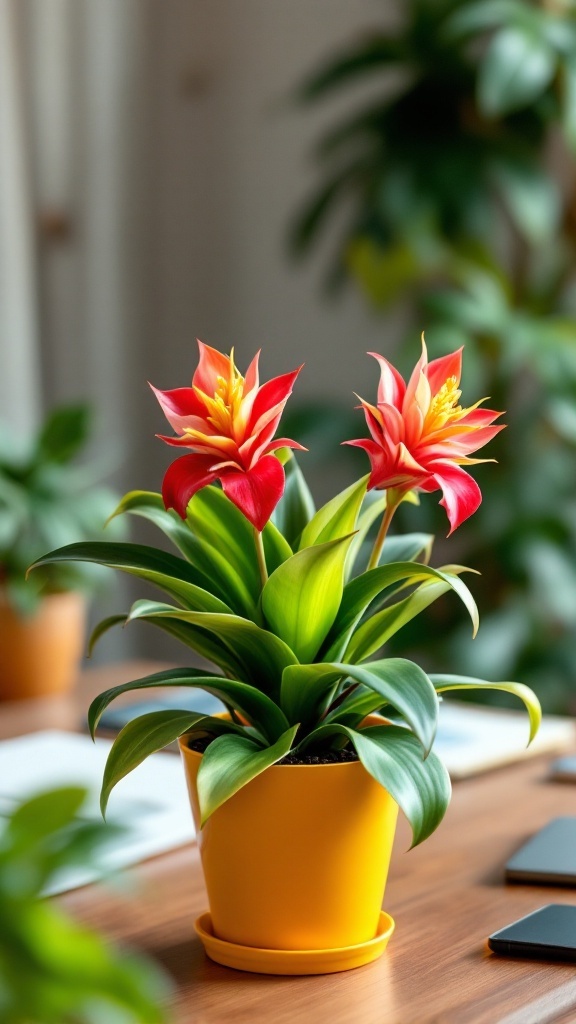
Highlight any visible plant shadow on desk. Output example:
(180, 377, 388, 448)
(0, 786, 170, 1024)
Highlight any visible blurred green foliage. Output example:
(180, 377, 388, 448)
(0, 786, 169, 1024)
(0, 406, 124, 613)
(293, 0, 576, 711)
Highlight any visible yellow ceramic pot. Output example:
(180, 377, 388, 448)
(179, 736, 398, 952)
(0, 590, 86, 701)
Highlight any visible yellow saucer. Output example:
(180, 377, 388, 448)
(194, 911, 395, 975)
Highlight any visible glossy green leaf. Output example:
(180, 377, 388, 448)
(346, 569, 478, 663)
(187, 484, 292, 587)
(298, 475, 367, 549)
(322, 563, 477, 662)
(281, 658, 438, 753)
(29, 541, 232, 613)
(197, 726, 298, 825)
(430, 674, 542, 743)
(126, 601, 298, 701)
(109, 490, 257, 617)
(297, 723, 451, 848)
(100, 710, 251, 815)
(262, 534, 355, 662)
(478, 27, 556, 116)
(272, 454, 315, 547)
(88, 667, 288, 746)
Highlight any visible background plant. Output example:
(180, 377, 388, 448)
(0, 405, 124, 613)
(290, 0, 576, 712)
(0, 786, 169, 1024)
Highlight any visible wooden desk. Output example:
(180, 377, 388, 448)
(2, 662, 576, 1024)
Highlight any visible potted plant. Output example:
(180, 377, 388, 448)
(0, 405, 122, 700)
(31, 340, 540, 974)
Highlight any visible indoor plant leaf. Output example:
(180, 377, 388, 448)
(99, 709, 254, 816)
(322, 562, 477, 662)
(108, 490, 258, 617)
(271, 453, 316, 547)
(29, 541, 232, 613)
(296, 723, 451, 848)
(88, 667, 290, 746)
(430, 674, 542, 742)
(478, 26, 556, 116)
(261, 533, 355, 662)
(344, 569, 478, 663)
(196, 726, 299, 825)
(298, 475, 367, 549)
(125, 600, 299, 701)
(281, 658, 439, 754)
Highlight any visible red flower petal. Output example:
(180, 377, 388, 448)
(246, 366, 303, 437)
(428, 460, 482, 535)
(220, 455, 285, 532)
(425, 347, 463, 393)
(161, 454, 219, 518)
(192, 340, 232, 394)
(368, 352, 406, 409)
(150, 384, 205, 434)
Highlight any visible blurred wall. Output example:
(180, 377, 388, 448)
(1, 0, 403, 660)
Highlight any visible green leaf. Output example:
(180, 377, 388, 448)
(562, 56, 576, 152)
(109, 490, 258, 617)
(322, 563, 477, 662)
(36, 404, 90, 464)
(187, 485, 292, 589)
(491, 160, 560, 244)
(298, 475, 367, 549)
(282, 658, 439, 754)
(262, 533, 355, 662)
(8, 787, 86, 839)
(126, 601, 298, 702)
(196, 726, 298, 825)
(88, 667, 289, 746)
(272, 454, 315, 547)
(347, 569, 478, 663)
(430, 674, 541, 743)
(28, 541, 232, 613)
(478, 26, 556, 116)
(445, 0, 530, 39)
(100, 710, 251, 815)
(298, 723, 451, 848)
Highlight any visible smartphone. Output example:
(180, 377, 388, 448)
(550, 756, 576, 782)
(488, 905, 576, 961)
(505, 818, 576, 885)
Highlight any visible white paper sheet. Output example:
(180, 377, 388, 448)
(435, 702, 576, 779)
(0, 730, 195, 895)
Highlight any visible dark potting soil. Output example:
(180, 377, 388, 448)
(186, 736, 359, 766)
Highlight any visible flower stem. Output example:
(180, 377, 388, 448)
(367, 494, 400, 571)
(254, 528, 268, 587)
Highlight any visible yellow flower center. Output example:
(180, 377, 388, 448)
(425, 376, 462, 432)
(191, 349, 246, 436)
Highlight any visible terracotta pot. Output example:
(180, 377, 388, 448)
(0, 591, 86, 700)
(179, 736, 398, 952)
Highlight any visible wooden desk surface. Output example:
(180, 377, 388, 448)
(2, 661, 576, 1024)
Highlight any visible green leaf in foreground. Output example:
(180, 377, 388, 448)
(196, 726, 298, 825)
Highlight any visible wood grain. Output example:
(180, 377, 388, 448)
(3, 661, 576, 1024)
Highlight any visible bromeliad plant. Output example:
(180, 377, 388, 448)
(31, 340, 541, 848)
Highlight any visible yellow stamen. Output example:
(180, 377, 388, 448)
(425, 376, 463, 432)
(194, 350, 247, 437)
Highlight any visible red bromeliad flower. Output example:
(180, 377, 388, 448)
(151, 342, 304, 531)
(346, 338, 504, 534)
